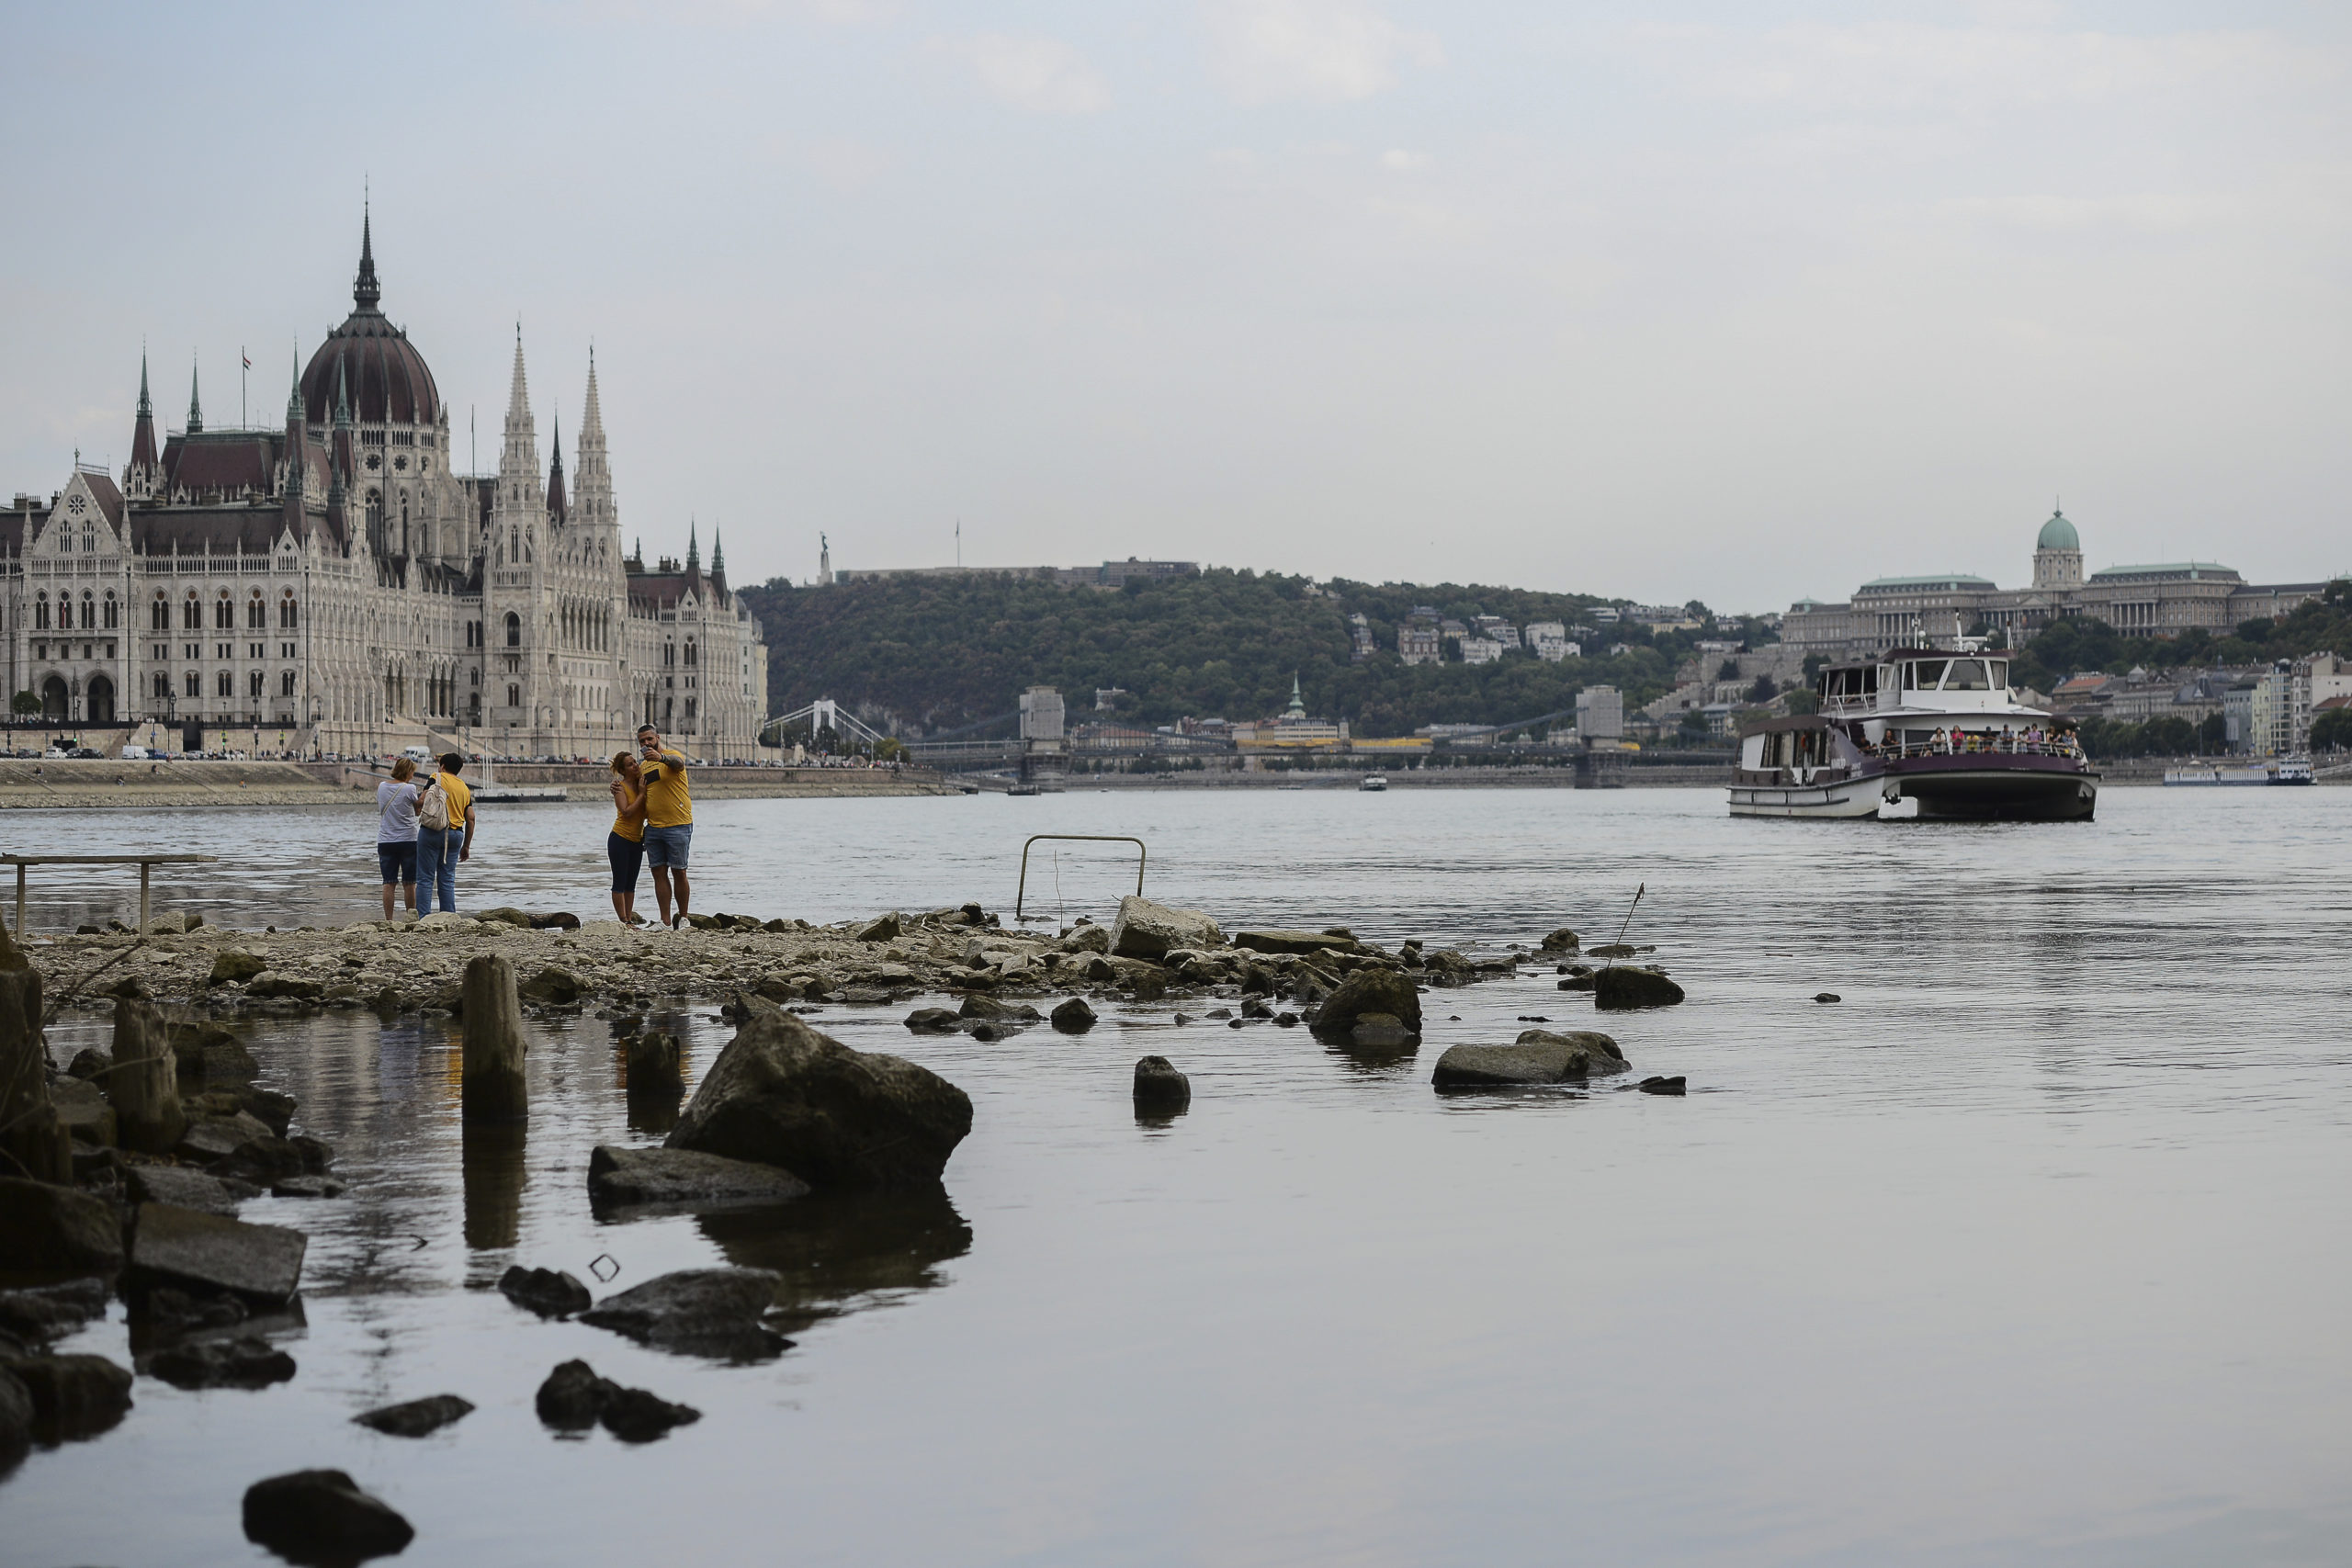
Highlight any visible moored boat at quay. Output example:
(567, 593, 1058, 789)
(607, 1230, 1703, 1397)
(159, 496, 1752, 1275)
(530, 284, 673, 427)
(1729, 647, 2098, 821)
(2165, 757, 2315, 785)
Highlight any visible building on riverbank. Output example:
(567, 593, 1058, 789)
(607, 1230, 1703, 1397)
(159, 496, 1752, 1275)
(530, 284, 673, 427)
(2, 216, 767, 760)
(1781, 510, 2328, 658)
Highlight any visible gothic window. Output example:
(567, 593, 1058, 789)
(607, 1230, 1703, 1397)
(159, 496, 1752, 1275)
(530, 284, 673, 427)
(183, 595, 202, 631)
(214, 595, 233, 630)
(151, 595, 169, 632)
(248, 671, 263, 700)
(280, 671, 296, 698)
(366, 491, 382, 530)
(504, 612, 521, 648)
(185, 671, 200, 699)
(33, 594, 47, 630)
(103, 593, 119, 630)
(215, 671, 232, 698)
(684, 639, 697, 668)
(82, 527, 94, 554)
(510, 526, 519, 560)
(506, 682, 520, 707)
(153, 672, 169, 701)
(280, 594, 299, 629)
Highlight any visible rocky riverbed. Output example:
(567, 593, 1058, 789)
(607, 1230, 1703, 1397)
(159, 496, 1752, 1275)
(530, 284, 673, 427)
(24, 897, 1554, 1030)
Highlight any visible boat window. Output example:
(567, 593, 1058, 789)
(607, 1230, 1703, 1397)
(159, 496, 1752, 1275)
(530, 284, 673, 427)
(1905, 660, 1947, 690)
(1987, 660, 2008, 689)
(1942, 659, 1989, 690)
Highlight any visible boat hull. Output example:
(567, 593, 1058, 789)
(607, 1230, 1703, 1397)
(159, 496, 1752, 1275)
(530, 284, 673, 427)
(1726, 778, 1885, 818)
(1884, 756, 2097, 821)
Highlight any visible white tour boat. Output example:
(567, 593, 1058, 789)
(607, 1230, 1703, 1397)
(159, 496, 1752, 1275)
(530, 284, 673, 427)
(2165, 757, 2315, 785)
(1359, 774, 1387, 792)
(1729, 647, 2098, 822)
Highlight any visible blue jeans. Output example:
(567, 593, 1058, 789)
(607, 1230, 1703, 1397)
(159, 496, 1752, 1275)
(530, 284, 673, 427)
(417, 826, 466, 914)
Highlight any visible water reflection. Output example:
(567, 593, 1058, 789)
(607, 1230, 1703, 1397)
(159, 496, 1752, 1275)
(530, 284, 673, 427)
(693, 1188, 972, 1335)
(459, 1122, 527, 1250)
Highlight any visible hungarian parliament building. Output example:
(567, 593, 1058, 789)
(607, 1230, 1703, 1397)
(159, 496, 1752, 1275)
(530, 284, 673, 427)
(2, 219, 769, 758)
(1782, 509, 2328, 657)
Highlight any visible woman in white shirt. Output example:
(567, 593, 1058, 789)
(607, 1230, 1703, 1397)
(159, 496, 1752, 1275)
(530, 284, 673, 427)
(377, 757, 423, 919)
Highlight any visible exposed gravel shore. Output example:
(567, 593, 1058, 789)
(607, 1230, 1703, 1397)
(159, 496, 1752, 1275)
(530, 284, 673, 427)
(24, 902, 1535, 1026)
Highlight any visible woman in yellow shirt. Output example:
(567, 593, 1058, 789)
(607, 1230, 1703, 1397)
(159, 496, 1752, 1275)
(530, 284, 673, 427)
(607, 750, 649, 926)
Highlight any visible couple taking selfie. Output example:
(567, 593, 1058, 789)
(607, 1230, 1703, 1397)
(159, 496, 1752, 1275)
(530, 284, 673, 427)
(608, 725, 695, 928)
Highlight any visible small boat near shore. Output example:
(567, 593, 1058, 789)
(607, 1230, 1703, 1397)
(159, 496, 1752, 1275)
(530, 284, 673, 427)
(1730, 647, 2098, 822)
(1360, 774, 1387, 792)
(2165, 757, 2314, 785)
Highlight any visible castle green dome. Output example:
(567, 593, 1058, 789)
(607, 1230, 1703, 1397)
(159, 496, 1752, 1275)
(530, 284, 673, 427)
(2036, 510, 2079, 552)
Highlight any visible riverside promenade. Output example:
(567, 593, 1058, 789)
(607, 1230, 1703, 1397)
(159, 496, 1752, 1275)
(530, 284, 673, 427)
(0, 760, 957, 810)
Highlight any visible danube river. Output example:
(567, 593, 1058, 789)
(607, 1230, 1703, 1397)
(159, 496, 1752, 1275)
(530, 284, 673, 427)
(6, 786, 2349, 1565)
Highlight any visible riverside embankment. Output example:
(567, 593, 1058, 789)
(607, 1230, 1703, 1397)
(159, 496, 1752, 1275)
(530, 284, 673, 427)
(0, 760, 956, 810)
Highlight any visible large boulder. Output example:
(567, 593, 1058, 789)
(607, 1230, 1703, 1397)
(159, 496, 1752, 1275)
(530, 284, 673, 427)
(0, 1178, 123, 1276)
(126, 1166, 259, 1216)
(209, 951, 267, 986)
(535, 1359, 701, 1442)
(1593, 965, 1685, 1010)
(0, 1280, 109, 1345)
(588, 1145, 811, 1213)
(664, 999, 972, 1190)
(1049, 997, 1096, 1033)
(243, 1471, 414, 1563)
(147, 1335, 298, 1391)
(246, 973, 323, 1002)
(1431, 1031, 1628, 1088)
(1309, 967, 1423, 1038)
(1058, 922, 1110, 954)
(1538, 928, 1581, 953)
(578, 1267, 787, 1359)
(853, 912, 902, 942)
(1232, 929, 1361, 957)
(127, 1203, 306, 1304)
(1108, 897, 1223, 960)
(518, 966, 586, 1006)
(2, 1352, 132, 1441)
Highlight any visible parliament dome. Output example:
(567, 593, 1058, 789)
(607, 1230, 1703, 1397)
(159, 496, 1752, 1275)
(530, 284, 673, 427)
(300, 215, 440, 427)
(2036, 509, 2079, 552)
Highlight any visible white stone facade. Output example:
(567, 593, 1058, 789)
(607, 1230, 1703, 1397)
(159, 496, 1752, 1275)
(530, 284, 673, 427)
(2, 225, 768, 760)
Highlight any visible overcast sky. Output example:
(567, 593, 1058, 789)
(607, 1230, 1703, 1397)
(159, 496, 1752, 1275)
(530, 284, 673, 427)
(4, 1, 2346, 612)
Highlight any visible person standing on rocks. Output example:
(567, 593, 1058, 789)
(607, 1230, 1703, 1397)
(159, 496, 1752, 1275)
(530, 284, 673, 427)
(608, 750, 649, 926)
(377, 756, 422, 920)
(416, 752, 477, 916)
(636, 725, 693, 929)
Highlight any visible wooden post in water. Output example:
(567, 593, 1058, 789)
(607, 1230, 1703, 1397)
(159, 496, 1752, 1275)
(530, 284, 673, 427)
(461, 954, 528, 1122)
(107, 989, 185, 1154)
(0, 956, 68, 1182)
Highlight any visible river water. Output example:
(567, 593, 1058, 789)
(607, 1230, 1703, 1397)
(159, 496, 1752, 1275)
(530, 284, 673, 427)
(5, 785, 2349, 1566)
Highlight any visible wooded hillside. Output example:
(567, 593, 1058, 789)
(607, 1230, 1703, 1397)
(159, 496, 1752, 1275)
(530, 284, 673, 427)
(739, 570, 1759, 738)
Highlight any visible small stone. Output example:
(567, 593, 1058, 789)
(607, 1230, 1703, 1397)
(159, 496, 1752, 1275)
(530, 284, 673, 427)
(901, 1007, 962, 1032)
(64, 1046, 111, 1080)
(587, 1145, 809, 1213)
(1592, 965, 1685, 1011)
(354, 1393, 475, 1438)
(209, 951, 267, 986)
(242, 1470, 414, 1562)
(1538, 928, 1581, 953)
(1134, 1055, 1191, 1111)
(536, 1359, 615, 1429)
(498, 1266, 592, 1319)
(1049, 997, 1096, 1033)
(0, 1177, 125, 1275)
(147, 1335, 297, 1391)
(1637, 1076, 1688, 1096)
(599, 1384, 702, 1443)
(579, 1268, 788, 1360)
(0, 1280, 110, 1345)
(1815, 992, 1841, 1004)
(270, 1175, 346, 1199)
(1274, 1011, 1299, 1027)
(852, 912, 902, 942)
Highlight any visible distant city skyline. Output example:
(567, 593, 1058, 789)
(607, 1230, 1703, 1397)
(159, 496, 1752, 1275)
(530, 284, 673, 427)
(5, 2, 2346, 612)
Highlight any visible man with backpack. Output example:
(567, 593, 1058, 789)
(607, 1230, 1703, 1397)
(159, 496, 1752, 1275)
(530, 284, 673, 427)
(416, 752, 477, 916)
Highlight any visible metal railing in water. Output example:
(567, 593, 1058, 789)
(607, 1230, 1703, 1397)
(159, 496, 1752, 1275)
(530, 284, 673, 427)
(1013, 834, 1147, 923)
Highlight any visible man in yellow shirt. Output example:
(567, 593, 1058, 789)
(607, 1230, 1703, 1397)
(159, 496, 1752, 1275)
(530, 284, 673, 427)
(417, 752, 477, 916)
(636, 725, 693, 929)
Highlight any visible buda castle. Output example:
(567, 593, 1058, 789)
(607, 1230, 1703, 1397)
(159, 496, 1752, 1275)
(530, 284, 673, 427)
(1782, 511, 2328, 658)
(1, 217, 769, 758)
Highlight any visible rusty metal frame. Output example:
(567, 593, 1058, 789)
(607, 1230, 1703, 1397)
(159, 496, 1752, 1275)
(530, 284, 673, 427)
(1014, 834, 1146, 922)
